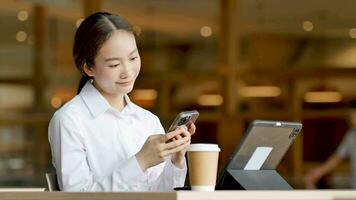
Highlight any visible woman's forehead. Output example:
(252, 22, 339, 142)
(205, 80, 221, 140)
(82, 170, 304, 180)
(97, 30, 137, 58)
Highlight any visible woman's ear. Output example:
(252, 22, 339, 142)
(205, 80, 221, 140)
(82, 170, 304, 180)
(83, 63, 94, 77)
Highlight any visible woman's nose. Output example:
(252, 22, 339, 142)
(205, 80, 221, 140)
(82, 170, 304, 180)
(120, 72, 129, 79)
(120, 64, 132, 79)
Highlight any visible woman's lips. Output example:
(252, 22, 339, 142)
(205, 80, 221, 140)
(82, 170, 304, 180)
(116, 80, 132, 86)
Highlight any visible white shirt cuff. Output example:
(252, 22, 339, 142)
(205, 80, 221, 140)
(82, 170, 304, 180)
(169, 158, 187, 188)
(119, 156, 148, 184)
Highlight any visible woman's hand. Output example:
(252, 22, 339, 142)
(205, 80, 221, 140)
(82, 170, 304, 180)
(304, 154, 343, 189)
(171, 122, 196, 168)
(304, 167, 323, 189)
(135, 128, 191, 171)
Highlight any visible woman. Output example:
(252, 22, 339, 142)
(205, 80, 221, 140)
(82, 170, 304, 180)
(48, 12, 195, 192)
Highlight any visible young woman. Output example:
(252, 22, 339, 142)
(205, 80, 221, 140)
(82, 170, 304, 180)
(48, 12, 195, 192)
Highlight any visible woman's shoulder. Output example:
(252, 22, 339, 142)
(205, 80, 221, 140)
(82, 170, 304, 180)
(51, 95, 87, 121)
(48, 95, 87, 140)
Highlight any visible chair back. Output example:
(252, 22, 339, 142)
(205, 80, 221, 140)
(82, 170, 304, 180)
(45, 173, 60, 191)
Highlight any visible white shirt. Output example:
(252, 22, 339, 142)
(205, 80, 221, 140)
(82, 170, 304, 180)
(48, 81, 187, 192)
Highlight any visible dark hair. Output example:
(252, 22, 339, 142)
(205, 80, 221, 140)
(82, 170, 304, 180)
(73, 12, 135, 94)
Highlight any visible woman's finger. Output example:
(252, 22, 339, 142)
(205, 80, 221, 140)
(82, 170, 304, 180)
(165, 128, 185, 141)
(180, 129, 191, 138)
(175, 133, 182, 141)
(188, 122, 196, 135)
(163, 135, 190, 149)
(161, 141, 190, 156)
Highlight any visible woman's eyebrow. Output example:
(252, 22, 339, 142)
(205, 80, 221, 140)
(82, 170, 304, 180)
(104, 57, 119, 62)
(129, 48, 138, 55)
(104, 48, 138, 62)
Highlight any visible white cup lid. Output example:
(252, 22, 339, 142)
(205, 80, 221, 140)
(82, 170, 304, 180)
(187, 143, 221, 152)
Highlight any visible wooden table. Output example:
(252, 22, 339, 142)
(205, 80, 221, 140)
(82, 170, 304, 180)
(0, 190, 356, 200)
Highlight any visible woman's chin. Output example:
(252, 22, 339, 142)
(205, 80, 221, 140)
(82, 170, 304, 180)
(119, 86, 134, 94)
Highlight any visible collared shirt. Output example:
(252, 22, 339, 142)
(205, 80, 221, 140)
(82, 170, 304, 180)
(48, 81, 187, 192)
(336, 128, 356, 188)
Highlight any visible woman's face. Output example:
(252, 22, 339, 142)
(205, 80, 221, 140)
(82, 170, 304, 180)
(85, 30, 141, 97)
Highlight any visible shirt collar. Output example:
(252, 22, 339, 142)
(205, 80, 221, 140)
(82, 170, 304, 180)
(79, 81, 134, 117)
(123, 93, 134, 111)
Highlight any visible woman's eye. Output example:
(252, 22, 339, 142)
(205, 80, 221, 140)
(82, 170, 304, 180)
(130, 57, 138, 61)
(110, 64, 120, 67)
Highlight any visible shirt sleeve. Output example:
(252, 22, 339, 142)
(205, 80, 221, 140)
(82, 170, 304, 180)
(145, 115, 187, 191)
(48, 111, 149, 192)
(336, 129, 355, 158)
(147, 157, 187, 191)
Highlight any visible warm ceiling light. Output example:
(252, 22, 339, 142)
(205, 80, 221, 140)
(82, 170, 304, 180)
(303, 21, 314, 32)
(197, 94, 223, 106)
(17, 10, 29, 21)
(131, 89, 157, 100)
(304, 91, 342, 103)
(200, 26, 212, 37)
(16, 31, 27, 42)
(349, 28, 356, 39)
(240, 86, 281, 97)
(51, 97, 62, 108)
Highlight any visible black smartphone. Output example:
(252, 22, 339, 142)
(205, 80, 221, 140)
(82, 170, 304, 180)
(167, 110, 199, 132)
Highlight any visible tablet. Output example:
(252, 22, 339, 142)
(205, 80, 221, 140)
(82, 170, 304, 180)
(216, 120, 302, 190)
(227, 120, 302, 170)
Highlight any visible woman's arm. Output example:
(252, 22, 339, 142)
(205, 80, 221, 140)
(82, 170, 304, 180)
(49, 112, 148, 192)
(143, 116, 193, 191)
(304, 154, 344, 189)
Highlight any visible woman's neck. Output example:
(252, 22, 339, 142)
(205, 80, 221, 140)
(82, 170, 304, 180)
(93, 82, 126, 111)
(104, 93, 126, 111)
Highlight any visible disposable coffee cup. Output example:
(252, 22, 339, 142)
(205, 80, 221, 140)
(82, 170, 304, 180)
(187, 143, 220, 191)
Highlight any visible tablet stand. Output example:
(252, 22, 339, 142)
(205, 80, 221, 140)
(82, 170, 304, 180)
(216, 169, 293, 190)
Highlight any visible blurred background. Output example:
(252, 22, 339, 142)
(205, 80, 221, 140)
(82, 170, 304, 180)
(1, 0, 356, 189)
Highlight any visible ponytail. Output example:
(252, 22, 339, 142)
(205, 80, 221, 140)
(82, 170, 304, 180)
(77, 74, 91, 94)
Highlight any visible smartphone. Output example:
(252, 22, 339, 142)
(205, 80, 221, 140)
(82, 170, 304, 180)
(167, 110, 199, 132)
